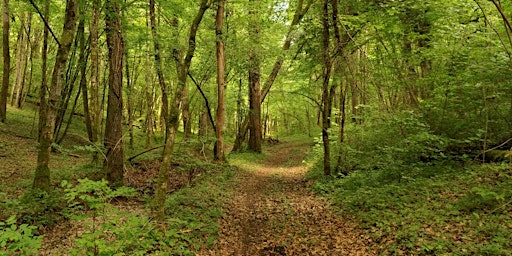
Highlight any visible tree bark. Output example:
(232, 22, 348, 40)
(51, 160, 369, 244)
(103, 0, 125, 186)
(321, 0, 332, 176)
(90, 0, 101, 161)
(37, 1, 49, 141)
(247, 1, 262, 153)
(0, 0, 9, 122)
(33, 0, 78, 191)
(215, 0, 226, 161)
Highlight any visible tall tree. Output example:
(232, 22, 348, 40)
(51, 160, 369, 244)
(154, 0, 210, 221)
(232, 0, 313, 152)
(38, 0, 49, 141)
(103, 0, 125, 185)
(33, 0, 78, 190)
(215, 0, 226, 161)
(320, 0, 332, 176)
(247, 0, 262, 153)
(149, 0, 169, 132)
(0, 0, 9, 122)
(89, 0, 102, 161)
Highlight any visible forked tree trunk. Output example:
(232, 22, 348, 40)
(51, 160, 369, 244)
(33, 0, 78, 191)
(103, 0, 125, 186)
(0, 0, 10, 123)
(215, 0, 226, 161)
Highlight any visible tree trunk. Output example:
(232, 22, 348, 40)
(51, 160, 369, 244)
(149, 0, 169, 132)
(18, 13, 31, 108)
(37, 1, 49, 141)
(90, 0, 101, 160)
(144, 48, 154, 148)
(154, 0, 210, 222)
(320, 0, 332, 176)
(0, 0, 9, 123)
(77, 17, 93, 142)
(215, 0, 226, 161)
(33, 0, 78, 191)
(247, 1, 262, 153)
(125, 37, 133, 150)
(232, 0, 313, 152)
(11, 14, 27, 108)
(103, 0, 125, 186)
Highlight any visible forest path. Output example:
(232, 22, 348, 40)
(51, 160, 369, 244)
(197, 138, 374, 255)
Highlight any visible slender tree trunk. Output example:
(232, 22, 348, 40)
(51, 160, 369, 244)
(103, 0, 125, 186)
(0, 0, 9, 122)
(154, 0, 210, 222)
(247, 1, 262, 153)
(144, 48, 154, 148)
(182, 89, 191, 138)
(77, 17, 93, 142)
(16, 13, 31, 109)
(33, 0, 78, 191)
(215, 0, 226, 161)
(232, 78, 246, 152)
(320, 0, 332, 176)
(125, 40, 133, 150)
(90, 0, 101, 160)
(232, 0, 313, 152)
(149, 0, 169, 132)
(11, 15, 26, 107)
(57, 83, 81, 145)
(37, 1, 49, 141)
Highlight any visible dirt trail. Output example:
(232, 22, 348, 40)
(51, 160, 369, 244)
(198, 139, 374, 256)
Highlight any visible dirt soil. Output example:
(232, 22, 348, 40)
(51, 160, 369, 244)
(197, 139, 375, 256)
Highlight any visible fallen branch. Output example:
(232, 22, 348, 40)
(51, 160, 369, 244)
(128, 145, 164, 163)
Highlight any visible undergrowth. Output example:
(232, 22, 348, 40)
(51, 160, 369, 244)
(307, 110, 512, 255)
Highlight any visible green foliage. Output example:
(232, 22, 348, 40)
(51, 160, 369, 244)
(164, 164, 237, 252)
(310, 156, 512, 254)
(0, 215, 42, 256)
(62, 179, 162, 255)
(62, 179, 137, 211)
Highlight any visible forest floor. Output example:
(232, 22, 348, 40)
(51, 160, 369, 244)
(197, 139, 375, 256)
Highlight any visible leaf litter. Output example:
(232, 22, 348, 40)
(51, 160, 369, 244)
(197, 140, 375, 255)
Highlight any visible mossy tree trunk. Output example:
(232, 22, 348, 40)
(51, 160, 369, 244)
(33, 0, 78, 191)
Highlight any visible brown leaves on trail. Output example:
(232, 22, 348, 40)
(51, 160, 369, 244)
(197, 140, 375, 256)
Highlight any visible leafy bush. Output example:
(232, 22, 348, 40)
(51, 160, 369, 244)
(0, 215, 42, 255)
(62, 178, 164, 255)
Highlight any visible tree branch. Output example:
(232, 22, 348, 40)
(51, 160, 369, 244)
(27, 0, 60, 47)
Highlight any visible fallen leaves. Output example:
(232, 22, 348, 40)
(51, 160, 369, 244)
(197, 139, 375, 255)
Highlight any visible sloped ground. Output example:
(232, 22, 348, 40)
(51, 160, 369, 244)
(198, 139, 375, 255)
